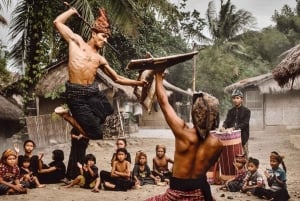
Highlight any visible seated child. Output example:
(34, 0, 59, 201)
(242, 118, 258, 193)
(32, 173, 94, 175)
(152, 144, 173, 184)
(65, 154, 99, 192)
(133, 152, 158, 187)
(0, 149, 27, 195)
(20, 155, 45, 188)
(111, 139, 131, 166)
(220, 154, 247, 192)
(38, 149, 66, 184)
(100, 148, 135, 191)
(241, 157, 265, 195)
(253, 151, 290, 201)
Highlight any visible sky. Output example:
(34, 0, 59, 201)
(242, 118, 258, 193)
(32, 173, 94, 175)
(0, 0, 297, 47)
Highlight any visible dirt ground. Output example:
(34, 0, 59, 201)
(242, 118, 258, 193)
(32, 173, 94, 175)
(1, 128, 300, 201)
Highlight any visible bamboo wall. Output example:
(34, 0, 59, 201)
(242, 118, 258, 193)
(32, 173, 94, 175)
(26, 114, 71, 147)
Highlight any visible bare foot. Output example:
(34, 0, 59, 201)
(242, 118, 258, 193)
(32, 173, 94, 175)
(91, 188, 99, 193)
(37, 184, 46, 188)
(54, 106, 69, 114)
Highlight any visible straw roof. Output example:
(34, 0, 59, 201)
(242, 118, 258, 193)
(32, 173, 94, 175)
(0, 95, 23, 120)
(225, 73, 300, 94)
(273, 44, 300, 88)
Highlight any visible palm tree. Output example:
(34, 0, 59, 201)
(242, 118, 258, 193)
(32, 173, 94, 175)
(206, 0, 255, 44)
(0, 0, 11, 25)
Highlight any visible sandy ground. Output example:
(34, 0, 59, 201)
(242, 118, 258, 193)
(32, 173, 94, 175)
(1, 128, 300, 201)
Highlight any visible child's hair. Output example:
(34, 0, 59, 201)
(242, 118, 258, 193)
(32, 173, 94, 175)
(270, 151, 287, 173)
(22, 155, 31, 164)
(85, 154, 96, 164)
(116, 148, 127, 156)
(248, 157, 259, 168)
(116, 138, 127, 146)
(52, 149, 64, 162)
(156, 144, 166, 153)
(23, 139, 36, 148)
(137, 152, 147, 164)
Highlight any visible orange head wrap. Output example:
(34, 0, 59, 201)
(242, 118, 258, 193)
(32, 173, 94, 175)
(1, 149, 17, 163)
(91, 8, 111, 36)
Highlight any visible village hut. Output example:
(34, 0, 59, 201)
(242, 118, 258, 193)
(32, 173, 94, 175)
(273, 44, 300, 88)
(225, 73, 300, 131)
(0, 95, 23, 138)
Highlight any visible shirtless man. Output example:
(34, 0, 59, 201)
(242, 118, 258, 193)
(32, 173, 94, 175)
(145, 72, 223, 201)
(53, 6, 146, 139)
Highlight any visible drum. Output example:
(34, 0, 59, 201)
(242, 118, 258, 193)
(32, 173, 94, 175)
(212, 130, 243, 181)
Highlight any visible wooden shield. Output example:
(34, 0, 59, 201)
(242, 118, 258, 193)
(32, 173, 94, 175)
(126, 51, 198, 70)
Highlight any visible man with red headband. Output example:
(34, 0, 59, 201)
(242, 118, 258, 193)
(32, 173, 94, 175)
(53, 7, 147, 140)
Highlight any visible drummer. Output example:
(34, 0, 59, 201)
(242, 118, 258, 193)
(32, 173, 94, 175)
(220, 89, 251, 158)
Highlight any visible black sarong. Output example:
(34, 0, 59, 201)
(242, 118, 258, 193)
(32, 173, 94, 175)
(65, 81, 114, 139)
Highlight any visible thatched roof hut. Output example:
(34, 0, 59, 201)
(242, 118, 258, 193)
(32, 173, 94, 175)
(0, 95, 23, 121)
(273, 44, 300, 88)
(225, 73, 300, 94)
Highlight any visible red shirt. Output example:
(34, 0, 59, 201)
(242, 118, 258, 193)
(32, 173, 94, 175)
(0, 163, 20, 182)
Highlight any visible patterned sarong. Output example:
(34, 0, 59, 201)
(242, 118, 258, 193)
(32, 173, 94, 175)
(144, 188, 205, 201)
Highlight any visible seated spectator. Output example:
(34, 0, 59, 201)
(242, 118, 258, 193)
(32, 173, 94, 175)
(19, 155, 45, 188)
(38, 149, 66, 184)
(0, 149, 27, 195)
(100, 148, 135, 191)
(254, 151, 290, 201)
(220, 154, 247, 192)
(241, 157, 265, 195)
(65, 154, 99, 193)
(152, 144, 173, 184)
(133, 151, 158, 187)
(111, 138, 131, 166)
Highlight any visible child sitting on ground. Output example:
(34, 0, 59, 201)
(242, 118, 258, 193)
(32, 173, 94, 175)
(0, 149, 27, 195)
(100, 148, 135, 191)
(133, 151, 158, 187)
(253, 151, 290, 201)
(152, 144, 173, 185)
(220, 154, 247, 192)
(65, 154, 99, 192)
(20, 155, 45, 188)
(241, 157, 265, 195)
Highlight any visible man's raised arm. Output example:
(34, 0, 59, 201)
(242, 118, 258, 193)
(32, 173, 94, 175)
(155, 72, 185, 136)
(53, 8, 78, 42)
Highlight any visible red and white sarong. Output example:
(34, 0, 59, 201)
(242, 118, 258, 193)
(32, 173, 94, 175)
(144, 188, 205, 201)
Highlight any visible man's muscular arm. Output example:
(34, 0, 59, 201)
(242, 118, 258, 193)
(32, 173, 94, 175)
(101, 63, 146, 87)
(155, 71, 185, 138)
(53, 8, 78, 42)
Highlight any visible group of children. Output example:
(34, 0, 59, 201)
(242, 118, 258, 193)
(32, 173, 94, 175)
(0, 140, 66, 195)
(0, 138, 174, 195)
(220, 151, 290, 201)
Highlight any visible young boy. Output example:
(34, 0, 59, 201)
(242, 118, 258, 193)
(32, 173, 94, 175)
(100, 148, 135, 191)
(0, 149, 27, 195)
(20, 155, 45, 188)
(241, 157, 265, 195)
(152, 144, 173, 185)
(65, 154, 99, 192)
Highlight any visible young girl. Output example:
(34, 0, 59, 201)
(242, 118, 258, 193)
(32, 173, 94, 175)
(241, 157, 265, 195)
(38, 149, 66, 184)
(20, 155, 45, 188)
(111, 139, 131, 165)
(254, 151, 290, 201)
(100, 148, 135, 191)
(0, 149, 27, 195)
(220, 154, 247, 192)
(152, 144, 173, 184)
(133, 152, 158, 187)
(65, 154, 99, 192)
